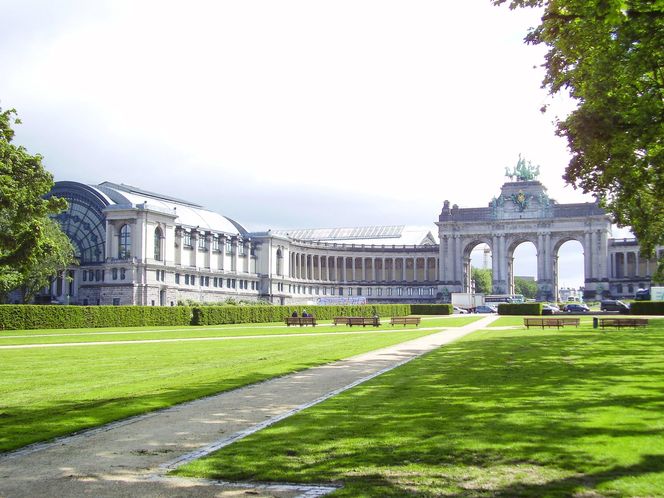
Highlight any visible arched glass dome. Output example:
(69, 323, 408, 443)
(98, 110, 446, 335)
(48, 182, 110, 263)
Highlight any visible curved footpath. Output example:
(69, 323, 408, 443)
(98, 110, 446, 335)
(0, 315, 498, 498)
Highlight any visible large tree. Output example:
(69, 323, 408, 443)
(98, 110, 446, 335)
(493, 0, 664, 281)
(0, 106, 75, 302)
(472, 267, 493, 294)
(514, 276, 538, 299)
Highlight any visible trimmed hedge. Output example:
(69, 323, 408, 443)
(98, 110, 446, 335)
(497, 303, 542, 316)
(192, 304, 411, 326)
(410, 304, 453, 315)
(629, 301, 664, 315)
(0, 305, 193, 330)
(0, 304, 412, 330)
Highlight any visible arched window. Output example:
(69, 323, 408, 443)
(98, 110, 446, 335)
(119, 224, 132, 259)
(276, 248, 283, 276)
(154, 226, 163, 261)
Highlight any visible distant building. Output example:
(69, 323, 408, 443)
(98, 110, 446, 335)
(42, 177, 661, 305)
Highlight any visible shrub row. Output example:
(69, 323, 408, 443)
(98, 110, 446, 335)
(0, 305, 193, 330)
(629, 301, 664, 315)
(497, 303, 542, 316)
(411, 304, 453, 315)
(0, 304, 412, 330)
(192, 304, 412, 326)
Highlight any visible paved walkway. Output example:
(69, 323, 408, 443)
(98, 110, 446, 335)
(0, 316, 497, 498)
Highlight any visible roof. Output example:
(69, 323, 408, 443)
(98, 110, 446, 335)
(272, 225, 438, 247)
(96, 182, 247, 236)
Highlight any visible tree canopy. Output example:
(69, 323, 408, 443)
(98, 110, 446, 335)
(472, 267, 493, 294)
(0, 106, 75, 302)
(494, 0, 664, 280)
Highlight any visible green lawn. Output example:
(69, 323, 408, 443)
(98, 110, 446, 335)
(176, 319, 664, 497)
(0, 324, 450, 452)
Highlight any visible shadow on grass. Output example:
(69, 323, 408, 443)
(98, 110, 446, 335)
(177, 326, 664, 497)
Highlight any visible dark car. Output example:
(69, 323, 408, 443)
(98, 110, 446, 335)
(563, 303, 590, 313)
(600, 300, 630, 314)
(542, 304, 560, 315)
(635, 289, 651, 301)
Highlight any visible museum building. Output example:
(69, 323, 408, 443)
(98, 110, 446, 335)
(44, 177, 661, 306)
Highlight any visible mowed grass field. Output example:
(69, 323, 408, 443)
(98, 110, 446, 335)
(0, 316, 478, 452)
(176, 318, 664, 497)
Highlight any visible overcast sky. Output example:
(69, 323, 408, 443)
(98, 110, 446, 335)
(1, 0, 631, 289)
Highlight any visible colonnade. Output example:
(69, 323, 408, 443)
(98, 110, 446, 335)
(287, 251, 438, 283)
(611, 250, 656, 278)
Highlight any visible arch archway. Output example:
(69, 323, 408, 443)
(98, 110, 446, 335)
(508, 240, 538, 298)
(464, 239, 493, 293)
(553, 239, 585, 300)
(437, 179, 612, 300)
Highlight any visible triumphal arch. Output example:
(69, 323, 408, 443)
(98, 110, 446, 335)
(436, 159, 612, 301)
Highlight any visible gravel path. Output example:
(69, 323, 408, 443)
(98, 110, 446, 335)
(0, 316, 497, 497)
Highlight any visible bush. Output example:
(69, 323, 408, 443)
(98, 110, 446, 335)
(497, 303, 541, 316)
(629, 301, 664, 315)
(0, 305, 192, 330)
(0, 303, 413, 330)
(192, 304, 411, 326)
(410, 304, 453, 315)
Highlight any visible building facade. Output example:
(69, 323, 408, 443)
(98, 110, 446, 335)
(44, 178, 661, 306)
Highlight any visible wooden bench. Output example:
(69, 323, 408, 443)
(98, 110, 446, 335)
(524, 317, 580, 329)
(599, 318, 648, 329)
(333, 316, 381, 327)
(284, 316, 317, 327)
(390, 316, 421, 327)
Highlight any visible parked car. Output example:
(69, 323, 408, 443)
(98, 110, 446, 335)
(600, 300, 630, 314)
(541, 304, 560, 315)
(634, 289, 650, 301)
(475, 305, 498, 314)
(563, 303, 590, 313)
(453, 306, 468, 314)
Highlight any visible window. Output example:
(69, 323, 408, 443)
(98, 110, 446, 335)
(213, 236, 221, 252)
(367, 288, 372, 296)
(191, 275, 196, 286)
(82, 271, 87, 282)
(205, 276, 210, 287)
(226, 239, 233, 254)
(183, 231, 192, 248)
(213, 277, 218, 287)
(429, 288, 434, 296)
(113, 298, 120, 306)
(89, 270, 94, 281)
(387, 288, 393, 296)
(339, 287, 344, 296)
(398, 288, 404, 296)
(377, 288, 382, 296)
(185, 274, 190, 285)
(175, 273, 180, 284)
(357, 287, 362, 296)
(95, 269, 101, 281)
(198, 234, 207, 250)
(119, 224, 132, 259)
(120, 268, 126, 280)
(154, 227, 163, 261)
(239, 243, 246, 256)
(112, 268, 118, 280)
